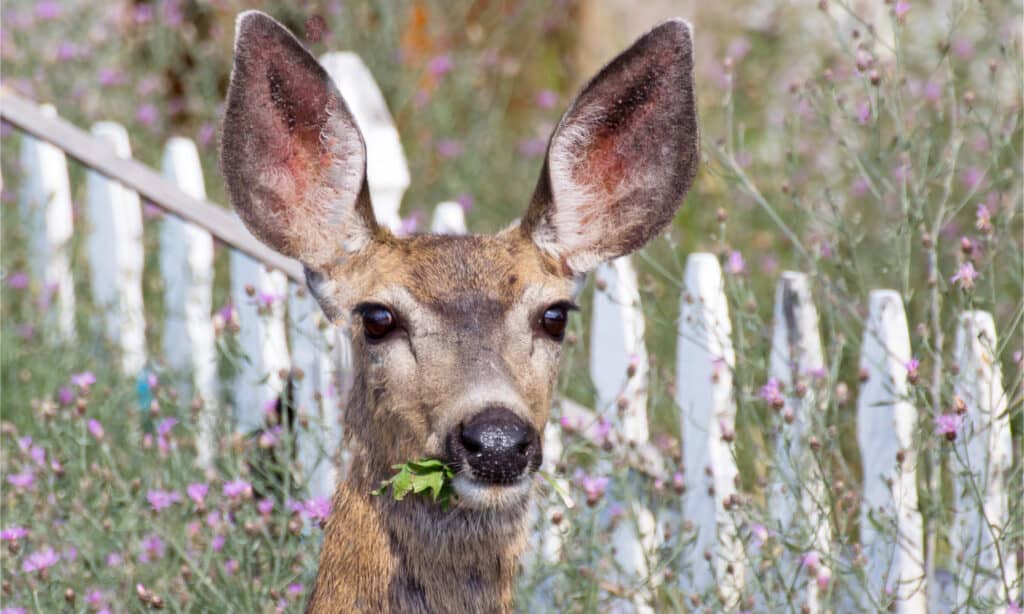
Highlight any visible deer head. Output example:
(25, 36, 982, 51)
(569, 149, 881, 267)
(221, 10, 697, 611)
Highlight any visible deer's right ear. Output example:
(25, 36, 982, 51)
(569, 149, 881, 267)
(221, 11, 379, 271)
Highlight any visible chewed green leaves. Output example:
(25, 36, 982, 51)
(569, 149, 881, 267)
(371, 459, 456, 510)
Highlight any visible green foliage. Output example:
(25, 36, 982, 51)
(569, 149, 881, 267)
(371, 459, 456, 510)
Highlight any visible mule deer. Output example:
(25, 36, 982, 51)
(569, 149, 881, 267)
(221, 11, 698, 612)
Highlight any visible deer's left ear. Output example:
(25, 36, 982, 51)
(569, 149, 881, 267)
(520, 19, 699, 275)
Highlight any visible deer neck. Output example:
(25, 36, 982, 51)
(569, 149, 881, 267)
(310, 373, 532, 613)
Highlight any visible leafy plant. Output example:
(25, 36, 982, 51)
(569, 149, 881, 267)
(371, 459, 456, 510)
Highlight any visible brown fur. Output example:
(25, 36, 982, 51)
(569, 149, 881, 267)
(220, 11, 698, 613)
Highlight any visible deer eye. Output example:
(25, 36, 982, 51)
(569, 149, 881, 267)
(539, 302, 576, 341)
(358, 304, 397, 340)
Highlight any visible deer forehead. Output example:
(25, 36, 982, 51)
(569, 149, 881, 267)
(328, 231, 573, 314)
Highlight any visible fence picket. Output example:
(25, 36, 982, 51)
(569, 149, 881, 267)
(589, 255, 657, 611)
(289, 286, 342, 501)
(430, 201, 467, 235)
(319, 52, 410, 232)
(950, 310, 1014, 612)
(17, 104, 76, 341)
(591, 256, 649, 443)
(675, 253, 743, 606)
(86, 121, 146, 374)
(230, 251, 290, 434)
(856, 290, 926, 613)
(159, 137, 218, 467)
(768, 271, 830, 611)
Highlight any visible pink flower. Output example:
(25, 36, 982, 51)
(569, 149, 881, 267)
(287, 583, 305, 598)
(157, 417, 177, 437)
(397, 211, 424, 236)
(975, 204, 992, 233)
(85, 589, 105, 608)
(70, 371, 96, 390)
(961, 166, 984, 190)
(138, 533, 165, 562)
(257, 498, 274, 515)
(935, 414, 963, 439)
(146, 489, 181, 512)
(28, 445, 45, 466)
(950, 262, 979, 290)
(87, 419, 104, 441)
(800, 551, 820, 568)
(816, 567, 832, 591)
(289, 497, 332, 522)
(7, 468, 35, 490)
(197, 122, 216, 147)
(224, 558, 239, 575)
(35, 1, 62, 20)
(535, 89, 558, 109)
(187, 482, 208, 505)
(725, 251, 746, 275)
(517, 138, 547, 158)
(435, 139, 463, 159)
(223, 479, 252, 499)
(22, 547, 59, 572)
(749, 523, 769, 545)
(211, 534, 225, 551)
(6, 271, 27, 289)
(1, 526, 28, 541)
(97, 68, 125, 87)
(256, 291, 279, 307)
(856, 101, 871, 124)
(577, 472, 609, 502)
(105, 551, 123, 567)
(894, 1, 911, 19)
(426, 54, 452, 77)
(456, 193, 474, 212)
(135, 103, 159, 127)
(57, 386, 74, 405)
(759, 378, 784, 407)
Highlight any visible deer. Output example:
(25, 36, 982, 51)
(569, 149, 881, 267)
(220, 10, 698, 613)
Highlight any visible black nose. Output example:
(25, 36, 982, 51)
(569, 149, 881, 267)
(456, 407, 538, 484)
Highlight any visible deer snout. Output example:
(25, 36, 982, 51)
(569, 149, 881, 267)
(451, 407, 540, 484)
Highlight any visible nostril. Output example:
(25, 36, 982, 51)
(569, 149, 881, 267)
(459, 423, 483, 454)
(516, 440, 531, 456)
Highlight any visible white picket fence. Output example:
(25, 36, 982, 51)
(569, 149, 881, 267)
(5, 50, 1018, 613)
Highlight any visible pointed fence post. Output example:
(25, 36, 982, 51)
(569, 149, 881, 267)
(675, 253, 743, 607)
(319, 52, 410, 231)
(86, 121, 146, 374)
(18, 104, 75, 341)
(430, 201, 467, 235)
(159, 137, 218, 467)
(950, 311, 1014, 613)
(768, 271, 830, 611)
(856, 290, 926, 613)
(230, 250, 290, 435)
(289, 285, 342, 501)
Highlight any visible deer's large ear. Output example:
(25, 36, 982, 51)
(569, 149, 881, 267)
(221, 11, 379, 271)
(521, 19, 699, 275)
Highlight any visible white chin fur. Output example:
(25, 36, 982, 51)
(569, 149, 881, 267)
(452, 474, 533, 509)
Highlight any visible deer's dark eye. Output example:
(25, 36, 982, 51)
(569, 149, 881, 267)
(359, 305, 397, 340)
(540, 303, 572, 340)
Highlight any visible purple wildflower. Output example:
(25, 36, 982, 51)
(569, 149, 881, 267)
(28, 445, 45, 466)
(87, 419, 104, 441)
(57, 386, 73, 405)
(156, 417, 177, 437)
(187, 482, 209, 505)
(535, 89, 558, 109)
(135, 103, 159, 127)
(975, 204, 992, 233)
(950, 262, 979, 290)
(6, 271, 27, 289)
(211, 534, 225, 551)
(435, 139, 463, 159)
(70, 371, 96, 390)
(7, 468, 35, 490)
(894, 1, 910, 19)
(97, 68, 125, 87)
(138, 533, 165, 562)
(146, 489, 182, 512)
(0, 526, 28, 541)
(35, 1, 62, 20)
(105, 551, 123, 567)
(197, 121, 216, 147)
(759, 378, 784, 407)
(256, 291, 279, 307)
(935, 414, 963, 440)
(224, 558, 239, 575)
(85, 589, 105, 608)
(22, 547, 59, 573)
(257, 498, 274, 515)
(725, 251, 746, 275)
(223, 479, 252, 499)
(426, 54, 452, 77)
